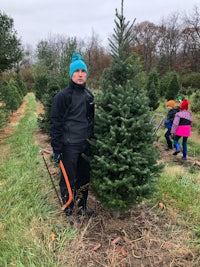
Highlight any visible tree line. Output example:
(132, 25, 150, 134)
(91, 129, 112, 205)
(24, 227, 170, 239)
(1, 5, 200, 130)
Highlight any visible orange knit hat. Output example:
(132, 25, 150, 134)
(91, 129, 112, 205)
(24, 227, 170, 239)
(166, 100, 175, 108)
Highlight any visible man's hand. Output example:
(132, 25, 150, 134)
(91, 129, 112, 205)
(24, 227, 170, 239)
(52, 153, 61, 163)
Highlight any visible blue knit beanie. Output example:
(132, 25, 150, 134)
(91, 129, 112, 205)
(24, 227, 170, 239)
(69, 52, 88, 78)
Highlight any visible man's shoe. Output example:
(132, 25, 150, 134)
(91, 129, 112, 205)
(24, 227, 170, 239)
(77, 207, 95, 217)
(182, 156, 187, 160)
(64, 207, 73, 216)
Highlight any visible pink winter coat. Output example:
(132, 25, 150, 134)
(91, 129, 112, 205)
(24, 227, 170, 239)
(171, 110, 192, 137)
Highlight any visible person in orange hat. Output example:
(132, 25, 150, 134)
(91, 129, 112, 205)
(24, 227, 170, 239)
(171, 98, 193, 160)
(164, 100, 179, 150)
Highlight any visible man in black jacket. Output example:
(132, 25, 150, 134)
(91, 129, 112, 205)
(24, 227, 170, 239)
(50, 52, 95, 217)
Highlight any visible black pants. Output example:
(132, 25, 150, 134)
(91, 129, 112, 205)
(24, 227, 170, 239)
(164, 128, 173, 148)
(59, 141, 91, 210)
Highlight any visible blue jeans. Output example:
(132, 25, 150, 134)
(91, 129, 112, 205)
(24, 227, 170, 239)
(174, 135, 188, 158)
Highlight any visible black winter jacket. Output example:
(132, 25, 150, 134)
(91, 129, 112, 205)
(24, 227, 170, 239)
(167, 106, 179, 123)
(50, 80, 94, 154)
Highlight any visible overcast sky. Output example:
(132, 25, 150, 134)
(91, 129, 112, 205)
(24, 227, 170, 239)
(1, 0, 199, 49)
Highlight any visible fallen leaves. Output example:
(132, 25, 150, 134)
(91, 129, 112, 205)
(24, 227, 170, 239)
(111, 236, 121, 246)
(50, 232, 56, 241)
(91, 243, 101, 252)
(158, 202, 165, 210)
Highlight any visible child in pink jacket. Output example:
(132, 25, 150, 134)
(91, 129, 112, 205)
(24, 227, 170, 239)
(171, 99, 192, 160)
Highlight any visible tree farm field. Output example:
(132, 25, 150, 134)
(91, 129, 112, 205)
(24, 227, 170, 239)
(0, 93, 200, 267)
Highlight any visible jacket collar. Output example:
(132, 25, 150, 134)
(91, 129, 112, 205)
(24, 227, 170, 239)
(69, 80, 86, 91)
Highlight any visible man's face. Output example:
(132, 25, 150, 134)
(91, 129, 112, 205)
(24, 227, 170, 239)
(72, 69, 87, 85)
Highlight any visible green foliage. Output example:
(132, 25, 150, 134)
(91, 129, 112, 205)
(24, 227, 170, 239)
(157, 55, 171, 76)
(91, 78, 161, 211)
(160, 72, 180, 100)
(0, 79, 22, 113)
(181, 72, 200, 90)
(0, 11, 22, 72)
(90, 1, 162, 212)
(101, 55, 143, 90)
(33, 74, 48, 101)
(108, 1, 135, 61)
(7, 80, 23, 112)
(57, 38, 77, 88)
(14, 68, 27, 96)
(37, 81, 61, 134)
(146, 69, 160, 110)
(178, 86, 193, 98)
(165, 72, 180, 100)
(34, 37, 76, 89)
(190, 91, 200, 113)
(35, 41, 58, 71)
(0, 106, 9, 129)
(159, 73, 171, 97)
(0, 70, 25, 128)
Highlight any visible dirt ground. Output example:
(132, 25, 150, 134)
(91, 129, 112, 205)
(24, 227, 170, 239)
(1, 99, 200, 267)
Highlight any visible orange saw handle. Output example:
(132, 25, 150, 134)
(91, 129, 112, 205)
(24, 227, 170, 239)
(40, 148, 73, 211)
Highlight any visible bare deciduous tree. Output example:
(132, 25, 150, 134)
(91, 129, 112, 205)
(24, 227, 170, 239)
(182, 5, 200, 72)
(133, 21, 160, 72)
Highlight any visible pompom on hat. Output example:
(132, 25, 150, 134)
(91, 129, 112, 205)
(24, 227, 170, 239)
(180, 98, 189, 110)
(166, 100, 176, 108)
(69, 52, 88, 78)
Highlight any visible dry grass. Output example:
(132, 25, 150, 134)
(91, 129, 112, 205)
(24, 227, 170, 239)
(55, 201, 200, 267)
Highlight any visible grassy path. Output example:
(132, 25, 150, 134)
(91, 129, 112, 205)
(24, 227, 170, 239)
(0, 93, 72, 267)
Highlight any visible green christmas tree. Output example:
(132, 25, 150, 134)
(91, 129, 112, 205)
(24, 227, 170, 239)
(14, 67, 27, 97)
(165, 72, 180, 101)
(90, 0, 161, 213)
(146, 69, 160, 111)
(37, 81, 60, 133)
(1, 79, 22, 113)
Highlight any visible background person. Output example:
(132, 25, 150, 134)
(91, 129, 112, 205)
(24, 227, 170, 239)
(171, 98, 192, 160)
(164, 100, 179, 150)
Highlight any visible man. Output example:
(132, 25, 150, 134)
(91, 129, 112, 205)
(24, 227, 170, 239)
(50, 52, 95, 217)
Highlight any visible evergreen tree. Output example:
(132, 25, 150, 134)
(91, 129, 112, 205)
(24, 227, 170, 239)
(14, 67, 27, 97)
(146, 69, 160, 110)
(0, 105, 9, 129)
(37, 81, 60, 133)
(165, 72, 180, 100)
(90, 0, 161, 213)
(159, 72, 172, 97)
(58, 38, 77, 88)
(157, 55, 170, 76)
(0, 11, 22, 72)
(0, 80, 9, 128)
(0, 79, 22, 113)
(191, 90, 200, 113)
(33, 74, 48, 101)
